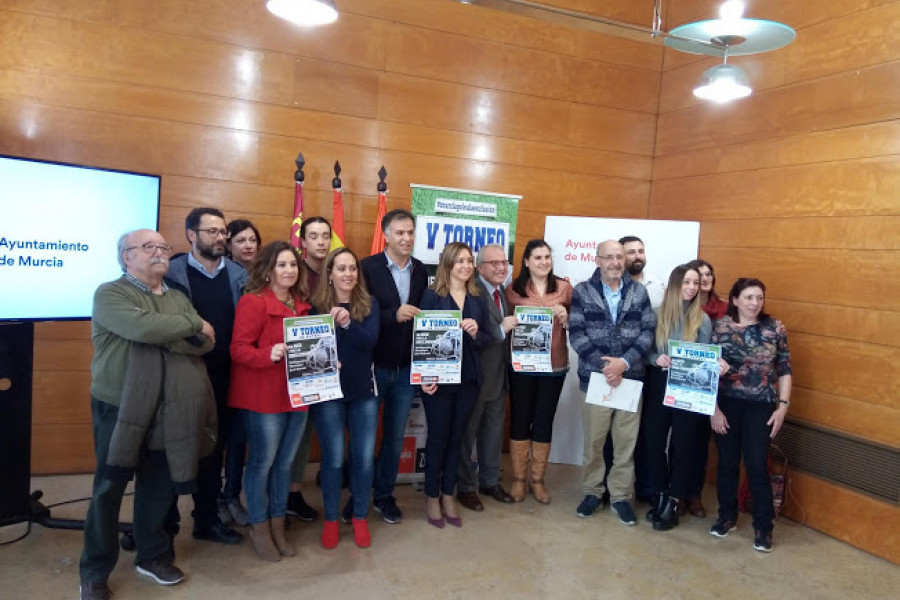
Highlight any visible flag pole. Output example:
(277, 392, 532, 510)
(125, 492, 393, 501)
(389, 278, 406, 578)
(370, 166, 388, 256)
(290, 152, 305, 252)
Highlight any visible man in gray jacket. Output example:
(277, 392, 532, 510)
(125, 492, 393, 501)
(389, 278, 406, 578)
(79, 229, 214, 600)
(568, 240, 655, 526)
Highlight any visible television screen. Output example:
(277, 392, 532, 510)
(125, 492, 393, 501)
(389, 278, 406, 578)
(0, 155, 161, 321)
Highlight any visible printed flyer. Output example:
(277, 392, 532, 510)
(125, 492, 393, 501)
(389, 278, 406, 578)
(663, 340, 721, 416)
(410, 310, 463, 385)
(510, 306, 553, 373)
(283, 315, 343, 407)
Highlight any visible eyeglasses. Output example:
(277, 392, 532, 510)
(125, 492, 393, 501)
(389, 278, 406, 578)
(195, 227, 228, 238)
(481, 260, 509, 268)
(125, 243, 173, 256)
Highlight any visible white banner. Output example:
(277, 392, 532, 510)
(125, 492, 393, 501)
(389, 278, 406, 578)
(412, 215, 510, 265)
(543, 216, 700, 466)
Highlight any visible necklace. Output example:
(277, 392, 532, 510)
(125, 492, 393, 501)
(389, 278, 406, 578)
(281, 294, 295, 312)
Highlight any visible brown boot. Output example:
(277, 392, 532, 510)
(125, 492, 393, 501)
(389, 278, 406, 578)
(509, 440, 530, 502)
(270, 517, 295, 557)
(530, 442, 552, 504)
(249, 521, 281, 562)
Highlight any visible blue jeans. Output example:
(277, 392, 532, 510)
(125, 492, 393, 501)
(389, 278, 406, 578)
(373, 366, 416, 501)
(242, 409, 308, 525)
(312, 397, 380, 521)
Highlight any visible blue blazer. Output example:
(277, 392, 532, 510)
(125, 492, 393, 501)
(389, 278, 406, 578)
(420, 288, 496, 386)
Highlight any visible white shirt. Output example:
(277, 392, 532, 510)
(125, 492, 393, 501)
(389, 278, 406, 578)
(636, 271, 666, 309)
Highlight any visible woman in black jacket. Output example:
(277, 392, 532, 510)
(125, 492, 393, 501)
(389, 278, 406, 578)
(419, 242, 495, 528)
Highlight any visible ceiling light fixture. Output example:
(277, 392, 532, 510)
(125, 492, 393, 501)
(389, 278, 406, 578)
(693, 57, 752, 103)
(453, 1, 795, 103)
(266, 0, 338, 27)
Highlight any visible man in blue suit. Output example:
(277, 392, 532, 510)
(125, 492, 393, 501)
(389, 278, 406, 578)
(357, 209, 429, 523)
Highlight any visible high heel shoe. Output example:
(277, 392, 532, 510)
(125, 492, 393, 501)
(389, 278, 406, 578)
(441, 497, 462, 528)
(425, 499, 445, 529)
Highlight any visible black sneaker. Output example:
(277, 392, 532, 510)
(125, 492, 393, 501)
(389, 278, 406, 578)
(576, 494, 602, 518)
(610, 501, 637, 526)
(136, 558, 185, 586)
(709, 518, 737, 538)
(79, 582, 112, 600)
(287, 491, 319, 522)
(192, 520, 243, 544)
(373, 496, 403, 524)
(753, 529, 773, 552)
(340, 496, 353, 524)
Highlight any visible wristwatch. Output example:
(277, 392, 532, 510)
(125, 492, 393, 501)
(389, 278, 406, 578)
(777, 399, 790, 406)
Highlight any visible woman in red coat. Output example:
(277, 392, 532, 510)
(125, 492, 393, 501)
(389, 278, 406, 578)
(229, 241, 310, 562)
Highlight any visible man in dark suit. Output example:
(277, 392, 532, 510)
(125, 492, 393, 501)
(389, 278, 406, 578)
(456, 244, 518, 511)
(357, 209, 429, 524)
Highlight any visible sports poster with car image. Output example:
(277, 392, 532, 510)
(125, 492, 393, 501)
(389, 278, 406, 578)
(511, 306, 553, 373)
(664, 340, 721, 416)
(284, 315, 343, 407)
(410, 310, 463, 385)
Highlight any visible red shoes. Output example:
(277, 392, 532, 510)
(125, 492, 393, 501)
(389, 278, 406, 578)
(352, 518, 371, 548)
(321, 520, 339, 550)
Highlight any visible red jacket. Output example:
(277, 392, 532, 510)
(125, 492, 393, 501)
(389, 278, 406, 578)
(228, 288, 311, 414)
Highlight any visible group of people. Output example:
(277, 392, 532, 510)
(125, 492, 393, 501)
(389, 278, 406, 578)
(570, 238, 791, 556)
(78, 209, 791, 600)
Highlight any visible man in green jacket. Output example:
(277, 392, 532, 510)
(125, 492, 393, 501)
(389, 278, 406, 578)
(79, 229, 214, 600)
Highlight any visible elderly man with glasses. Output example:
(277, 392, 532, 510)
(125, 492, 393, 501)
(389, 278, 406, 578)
(165, 208, 249, 546)
(455, 244, 518, 512)
(79, 229, 216, 600)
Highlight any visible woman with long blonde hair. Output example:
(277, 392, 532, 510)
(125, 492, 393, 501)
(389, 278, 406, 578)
(419, 242, 495, 528)
(308, 247, 380, 550)
(641, 264, 719, 531)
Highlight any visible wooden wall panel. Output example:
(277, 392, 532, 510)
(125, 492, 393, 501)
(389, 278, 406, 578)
(697, 248, 899, 311)
(377, 72, 572, 145)
(789, 389, 898, 448)
(384, 23, 660, 112)
(699, 216, 900, 251)
(654, 121, 900, 180)
(656, 0, 900, 564)
(651, 158, 898, 220)
(32, 425, 96, 474)
(782, 470, 899, 564)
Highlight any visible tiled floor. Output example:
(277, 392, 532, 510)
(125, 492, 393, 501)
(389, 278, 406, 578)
(1, 464, 896, 599)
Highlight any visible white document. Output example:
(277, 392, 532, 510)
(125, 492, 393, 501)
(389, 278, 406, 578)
(585, 372, 643, 412)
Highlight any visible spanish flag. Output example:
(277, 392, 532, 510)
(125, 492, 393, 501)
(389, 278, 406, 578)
(289, 155, 305, 250)
(330, 160, 345, 251)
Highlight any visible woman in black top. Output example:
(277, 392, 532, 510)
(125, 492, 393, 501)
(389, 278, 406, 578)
(419, 242, 494, 528)
(309, 248, 380, 550)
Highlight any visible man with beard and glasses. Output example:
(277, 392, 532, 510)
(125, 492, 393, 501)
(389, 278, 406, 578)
(619, 235, 666, 310)
(616, 235, 667, 504)
(165, 207, 248, 546)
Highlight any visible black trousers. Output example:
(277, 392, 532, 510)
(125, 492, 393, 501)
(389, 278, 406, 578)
(640, 366, 710, 499)
(715, 396, 776, 532)
(422, 382, 479, 498)
(80, 399, 175, 584)
(508, 372, 565, 443)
